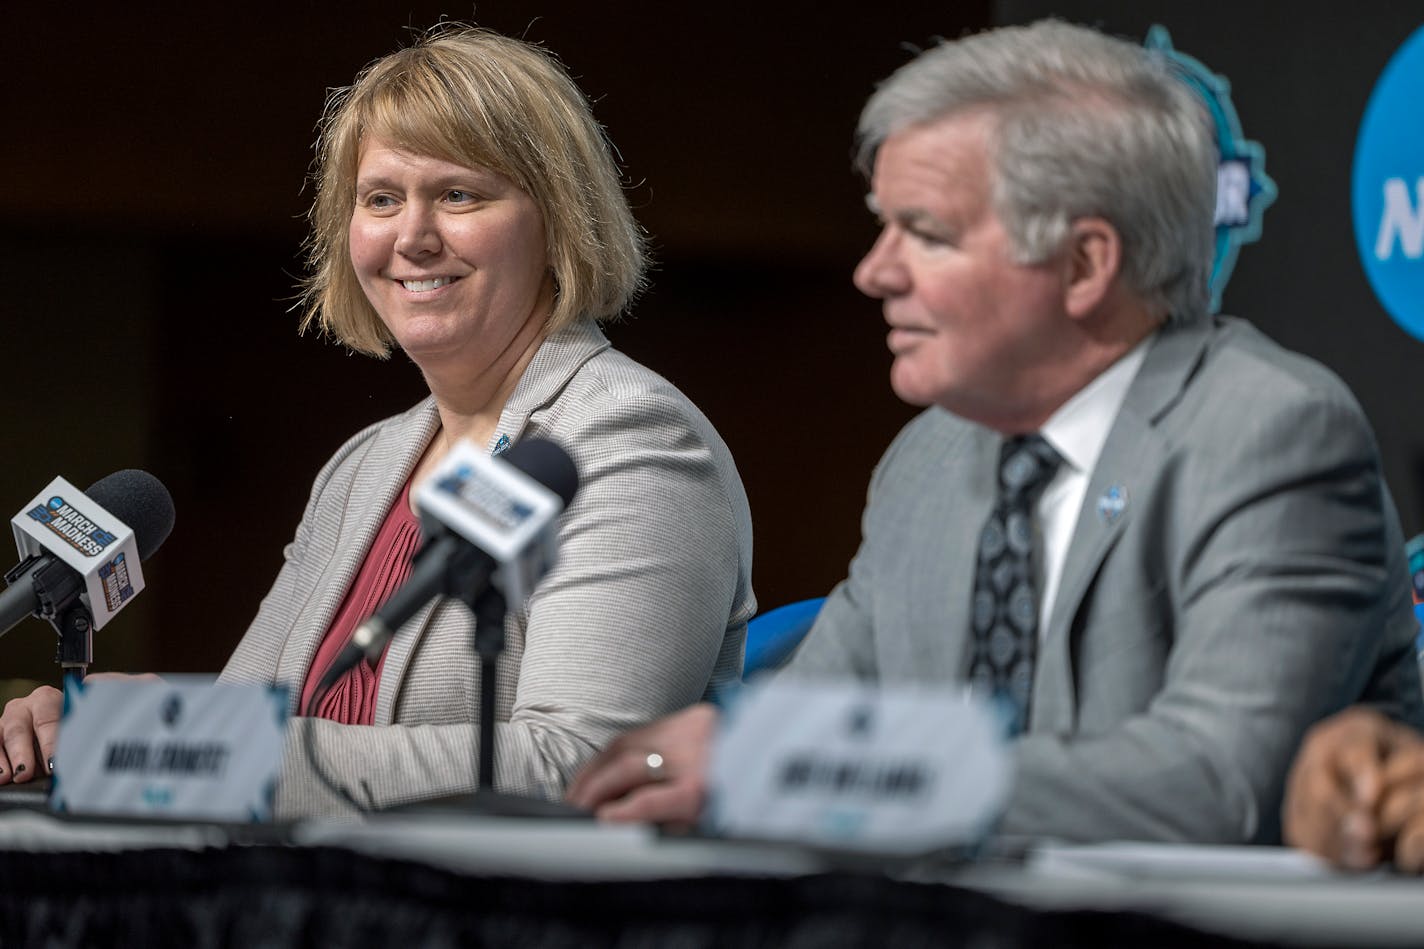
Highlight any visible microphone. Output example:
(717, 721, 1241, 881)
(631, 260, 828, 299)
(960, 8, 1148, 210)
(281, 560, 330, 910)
(0, 470, 176, 639)
(314, 438, 577, 696)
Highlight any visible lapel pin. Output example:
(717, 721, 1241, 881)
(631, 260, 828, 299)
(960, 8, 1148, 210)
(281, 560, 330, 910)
(492, 434, 511, 456)
(1097, 485, 1129, 526)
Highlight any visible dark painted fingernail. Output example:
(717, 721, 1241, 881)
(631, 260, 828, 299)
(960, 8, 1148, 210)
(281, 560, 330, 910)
(15, 764, 26, 775)
(46, 758, 53, 774)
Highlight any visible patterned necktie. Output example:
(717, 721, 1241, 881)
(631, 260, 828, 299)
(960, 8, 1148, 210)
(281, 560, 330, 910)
(968, 434, 1062, 735)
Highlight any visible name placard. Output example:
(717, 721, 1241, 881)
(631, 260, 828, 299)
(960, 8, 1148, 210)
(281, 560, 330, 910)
(705, 680, 1012, 854)
(52, 677, 288, 822)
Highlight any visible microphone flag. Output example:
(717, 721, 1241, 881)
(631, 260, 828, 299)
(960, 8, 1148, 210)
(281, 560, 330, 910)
(10, 476, 145, 631)
(414, 439, 568, 608)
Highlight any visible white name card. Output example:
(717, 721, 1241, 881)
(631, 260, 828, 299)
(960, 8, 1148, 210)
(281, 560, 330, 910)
(53, 677, 288, 822)
(705, 680, 1012, 854)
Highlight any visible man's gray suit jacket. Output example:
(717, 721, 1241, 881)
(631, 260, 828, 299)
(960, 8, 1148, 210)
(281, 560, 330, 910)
(785, 315, 1424, 844)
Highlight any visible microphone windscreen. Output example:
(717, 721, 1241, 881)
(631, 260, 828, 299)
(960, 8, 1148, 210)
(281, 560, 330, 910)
(85, 470, 176, 561)
(502, 439, 579, 508)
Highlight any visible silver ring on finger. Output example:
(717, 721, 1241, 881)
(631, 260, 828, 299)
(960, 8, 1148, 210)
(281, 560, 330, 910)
(644, 752, 668, 782)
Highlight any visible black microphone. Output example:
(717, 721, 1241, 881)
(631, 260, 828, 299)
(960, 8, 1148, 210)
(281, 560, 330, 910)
(0, 470, 176, 638)
(314, 438, 578, 698)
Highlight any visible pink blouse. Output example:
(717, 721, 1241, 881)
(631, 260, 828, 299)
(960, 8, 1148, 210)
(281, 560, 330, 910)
(299, 480, 422, 725)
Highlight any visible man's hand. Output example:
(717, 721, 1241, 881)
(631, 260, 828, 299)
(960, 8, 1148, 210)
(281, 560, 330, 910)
(1378, 736, 1424, 871)
(567, 702, 719, 828)
(1284, 706, 1424, 869)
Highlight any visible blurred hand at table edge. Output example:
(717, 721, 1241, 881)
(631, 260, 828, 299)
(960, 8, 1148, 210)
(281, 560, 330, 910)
(1284, 705, 1424, 871)
(0, 673, 160, 786)
(566, 702, 718, 830)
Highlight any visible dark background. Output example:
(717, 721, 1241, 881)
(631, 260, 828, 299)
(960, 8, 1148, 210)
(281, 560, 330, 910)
(2, 2, 1420, 679)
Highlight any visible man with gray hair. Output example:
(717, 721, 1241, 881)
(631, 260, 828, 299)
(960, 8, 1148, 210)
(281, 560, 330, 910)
(569, 19, 1423, 845)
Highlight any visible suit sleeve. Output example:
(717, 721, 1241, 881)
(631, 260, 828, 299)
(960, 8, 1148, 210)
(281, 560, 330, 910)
(1001, 392, 1423, 844)
(263, 393, 753, 818)
(777, 433, 918, 682)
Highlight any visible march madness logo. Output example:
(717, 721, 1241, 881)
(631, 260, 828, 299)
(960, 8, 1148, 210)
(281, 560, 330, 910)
(98, 552, 135, 611)
(435, 465, 535, 531)
(27, 496, 118, 558)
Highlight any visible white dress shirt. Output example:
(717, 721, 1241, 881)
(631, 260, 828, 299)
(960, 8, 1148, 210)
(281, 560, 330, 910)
(1035, 339, 1151, 635)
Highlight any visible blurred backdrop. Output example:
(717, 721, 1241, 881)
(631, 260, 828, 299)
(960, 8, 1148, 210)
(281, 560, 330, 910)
(2, 1, 1421, 679)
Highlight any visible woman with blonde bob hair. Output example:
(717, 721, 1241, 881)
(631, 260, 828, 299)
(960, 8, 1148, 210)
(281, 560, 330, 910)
(0, 26, 755, 817)
(302, 27, 647, 354)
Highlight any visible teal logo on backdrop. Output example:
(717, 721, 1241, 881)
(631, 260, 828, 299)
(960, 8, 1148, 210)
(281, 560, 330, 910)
(1147, 26, 1276, 314)
(1353, 26, 1424, 342)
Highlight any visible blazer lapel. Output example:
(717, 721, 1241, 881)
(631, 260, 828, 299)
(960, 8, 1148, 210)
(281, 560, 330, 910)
(275, 401, 441, 700)
(486, 320, 612, 452)
(1031, 318, 1212, 731)
(373, 321, 611, 724)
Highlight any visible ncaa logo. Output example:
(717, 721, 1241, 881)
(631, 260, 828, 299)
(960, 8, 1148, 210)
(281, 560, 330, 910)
(1353, 26, 1424, 341)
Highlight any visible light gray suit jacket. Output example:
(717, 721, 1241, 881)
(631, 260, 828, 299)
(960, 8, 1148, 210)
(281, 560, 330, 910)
(785, 316, 1424, 844)
(221, 321, 756, 818)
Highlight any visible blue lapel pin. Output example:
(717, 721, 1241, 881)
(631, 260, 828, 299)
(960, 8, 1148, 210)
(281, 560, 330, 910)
(1097, 485, 1129, 526)
(492, 434, 511, 456)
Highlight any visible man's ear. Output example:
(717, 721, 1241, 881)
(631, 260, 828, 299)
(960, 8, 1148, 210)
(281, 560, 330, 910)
(1062, 217, 1122, 319)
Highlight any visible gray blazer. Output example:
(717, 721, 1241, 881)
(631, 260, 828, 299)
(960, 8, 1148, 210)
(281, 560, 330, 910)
(786, 316, 1424, 844)
(221, 321, 756, 818)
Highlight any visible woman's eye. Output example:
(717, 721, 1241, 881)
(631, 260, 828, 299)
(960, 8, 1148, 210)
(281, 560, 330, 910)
(446, 190, 476, 204)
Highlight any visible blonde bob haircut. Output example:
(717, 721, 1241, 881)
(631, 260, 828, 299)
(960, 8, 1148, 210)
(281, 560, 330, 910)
(300, 26, 648, 357)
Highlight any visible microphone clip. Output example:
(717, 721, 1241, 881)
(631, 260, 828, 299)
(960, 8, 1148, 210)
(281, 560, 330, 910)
(4, 554, 95, 676)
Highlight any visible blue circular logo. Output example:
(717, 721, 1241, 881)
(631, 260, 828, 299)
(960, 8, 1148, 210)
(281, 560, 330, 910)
(1353, 26, 1424, 342)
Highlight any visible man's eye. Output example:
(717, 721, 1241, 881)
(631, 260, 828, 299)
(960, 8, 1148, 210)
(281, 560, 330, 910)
(909, 228, 948, 247)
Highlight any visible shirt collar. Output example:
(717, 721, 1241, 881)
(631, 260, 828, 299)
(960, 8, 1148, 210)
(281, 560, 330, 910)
(1040, 335, 1152, 477)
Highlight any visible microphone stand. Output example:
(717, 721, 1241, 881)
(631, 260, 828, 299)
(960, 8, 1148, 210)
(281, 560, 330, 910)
(0, 556, 87, 807)
(470, 587, 505, 794)
(55, 601, 93, 685)
(3, 553, 94, 683)
(391, 585, 588, 819)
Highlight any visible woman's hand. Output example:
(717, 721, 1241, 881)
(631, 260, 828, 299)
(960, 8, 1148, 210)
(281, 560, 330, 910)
(0, 673, 159, 784)
(0, 685, 62, 783)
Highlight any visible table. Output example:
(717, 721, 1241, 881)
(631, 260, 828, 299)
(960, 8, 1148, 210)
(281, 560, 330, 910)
(0, 807, 1417, 947)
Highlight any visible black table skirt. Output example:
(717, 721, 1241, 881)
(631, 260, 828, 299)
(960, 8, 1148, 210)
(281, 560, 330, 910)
(0, 846, 1304, 948)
